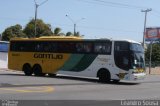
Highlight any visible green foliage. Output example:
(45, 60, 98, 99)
(1, 24, 26, 41)
(75, 32, 80, 36)
(23, 19, 53, 38)
(1, 19, 84, 40)
(145, 43, 160, 66)
(53, 27, 61, 36)
(66, 32, 73, 36)
(74, 32, 84, 37)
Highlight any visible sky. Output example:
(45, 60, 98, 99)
(0, 0, 160, 42)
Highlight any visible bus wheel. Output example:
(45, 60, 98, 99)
(98, 69, 111, 83)
(48, 73, 56, 77)
(33, 64, 44, 76)
(23, 64, 33, 76)
(112, 80, 120, 83)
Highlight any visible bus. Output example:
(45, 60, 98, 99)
(8, 36, 145, 82)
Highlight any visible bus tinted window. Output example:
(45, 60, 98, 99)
(10, 41, 93, 53)
(10, 40, 112, 54)
(76, 43, 93, 53)
(10, 41, 35, 52)
(114, 41, 130, 70)
(57, 42, 76, 53)
(130, 43, 144, 52)
(94, 42, 111, 54)
(115, 41, 129, 51)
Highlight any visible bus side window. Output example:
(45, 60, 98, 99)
(84, 43, 92, 53)
(76, 43, 92, 53)
(76, 43, 84, 52)
(115, 42, 129, 51)
(10, 42, 16, 51)
(50, 42, 57, 52)
(35, 43, 43, 52)
(94, 43, 111, 54)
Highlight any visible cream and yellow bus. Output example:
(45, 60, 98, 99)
(8, 36, 146, 82)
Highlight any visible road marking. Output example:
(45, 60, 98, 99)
(0, 86, 54, 93)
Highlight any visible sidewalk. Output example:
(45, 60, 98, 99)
(146, 67, 160, 75)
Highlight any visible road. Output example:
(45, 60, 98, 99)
(0, 69, 160, 106)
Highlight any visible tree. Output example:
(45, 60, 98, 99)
(53, 27, 61, 36)
(66, 32, 73, 36)
(2, 24, 26, 41)
(74, 32, 84, 37)
(23, 19, 53, 38)
(75, 32, 80, 36)
(145, 43, 160, 66)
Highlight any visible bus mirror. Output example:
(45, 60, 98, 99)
(134, 60, 137, 64)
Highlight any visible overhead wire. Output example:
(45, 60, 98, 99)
(76, 0, 160, 31)
(78, 0, 160, 17)
(152, 9, 160, 18)
(77, 0, 148, 10)
(91, 0, 145, 9)
(2, 0, 160, 35)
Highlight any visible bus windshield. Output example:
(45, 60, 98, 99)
(114, 41, 145, 71)
(130, 43, 145, 69)
(130, 43, 144, 53)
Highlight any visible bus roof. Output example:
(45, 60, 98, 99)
(39, 36, 83, 40)
(114, 39, 141, 44)
(10, 36, 82, 41)
(10, 36, 140, 44)
(10, 36, 112, 42)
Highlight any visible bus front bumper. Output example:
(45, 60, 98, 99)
(131, 73, 146, 80)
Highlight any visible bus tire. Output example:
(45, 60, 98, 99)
(48, 73, 57, 77)
(97, 69, 111, 83)
(112, 80, 120, 83)
(32, 64, 44, 76)
(23, 63, 33, 76)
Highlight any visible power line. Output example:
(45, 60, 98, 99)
(151, 12, 160, 19)
(151, 9, 160, 18)
(77, 0, 148, 10)
(153, 9, 160, 15)
(92, 0, 145, 9)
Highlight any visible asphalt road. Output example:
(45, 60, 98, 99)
(0, 69, 160, 106)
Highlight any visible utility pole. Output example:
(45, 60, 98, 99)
(141, 8, 152, 74)
(149, 41, 153, 74)
(66, 15, 85, 36)
(34, 0, 48, 37)
(141, 8, 152, 48)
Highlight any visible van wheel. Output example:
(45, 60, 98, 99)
(23, 64, 33, 76)
(32, 64, 44, 76)
(98, 69, 111, 83)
